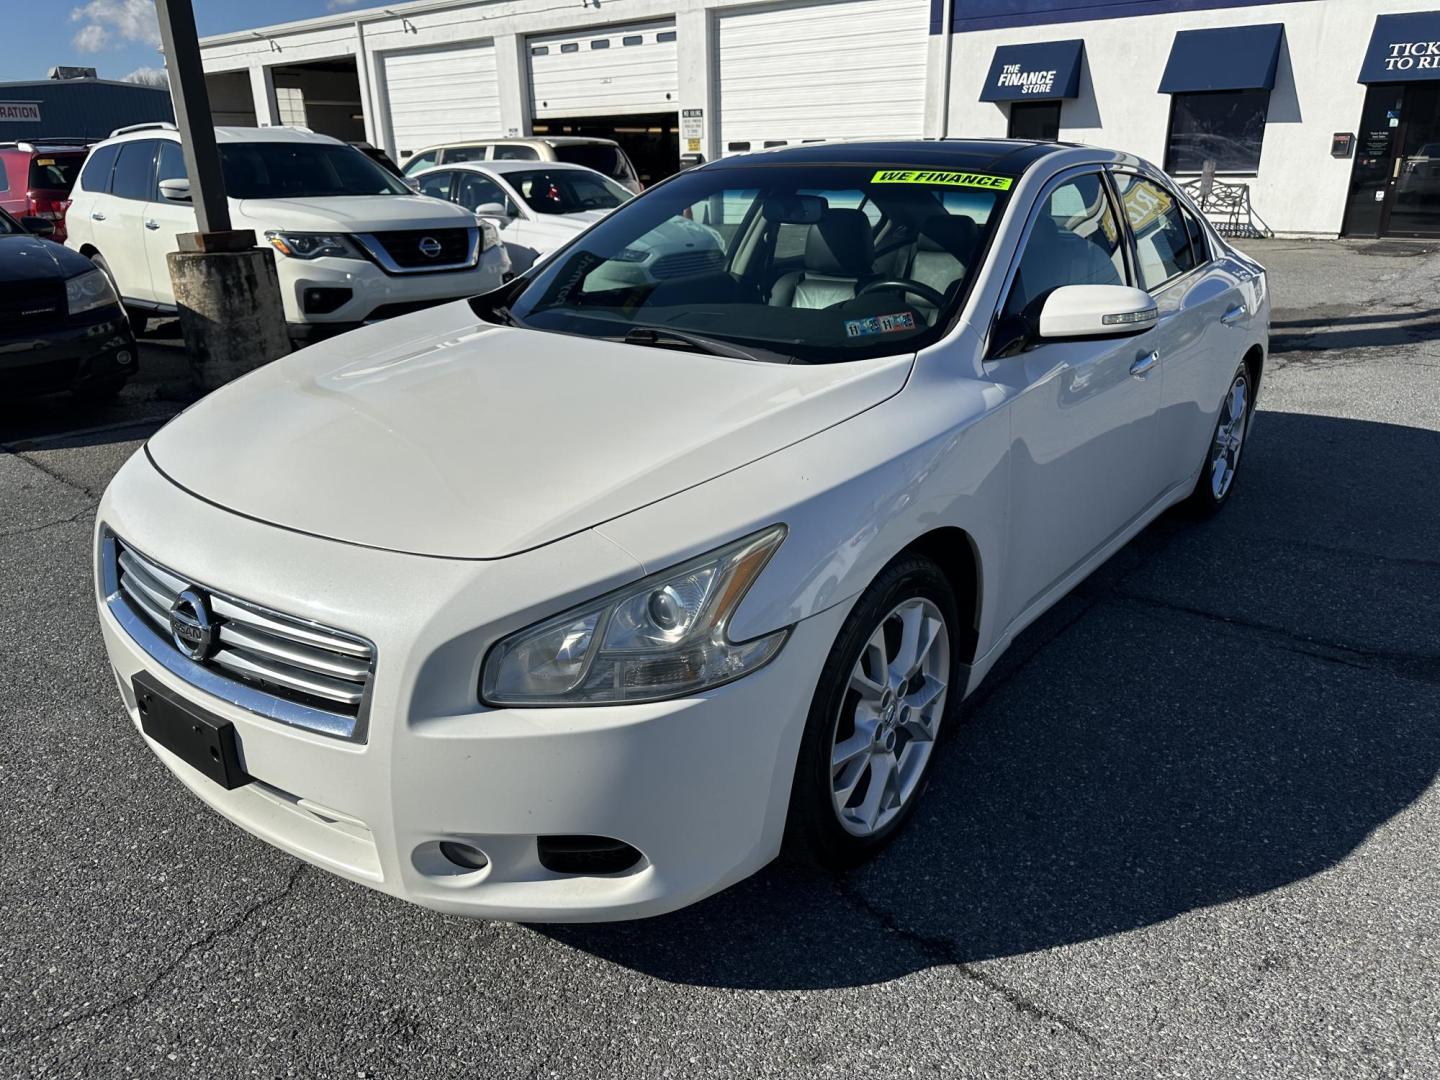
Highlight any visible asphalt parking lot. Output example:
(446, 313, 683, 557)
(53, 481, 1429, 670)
(2, 239, 1437, 1078)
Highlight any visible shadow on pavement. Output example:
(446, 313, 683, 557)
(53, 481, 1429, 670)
(541, 411, 1440, 989)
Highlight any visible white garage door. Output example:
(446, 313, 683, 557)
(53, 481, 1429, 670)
(528, 20, 678, 118)
(717, 0, 928, 153)
(382, 41, 502, 158)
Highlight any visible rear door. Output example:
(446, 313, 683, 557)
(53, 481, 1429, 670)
(1111, 170, 1237, 493)
(0, 152, 23, 217)
(99, 139, 158, 302)
(142, 140, 197, 306)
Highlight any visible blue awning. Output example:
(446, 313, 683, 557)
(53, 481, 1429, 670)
(1159, 24, 1284, 94)
(979, 40, 1085, 102)
(1360, 12, 1440, 83)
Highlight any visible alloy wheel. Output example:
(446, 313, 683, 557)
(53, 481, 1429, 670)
(830, 597, 950, 838)
(1210, 374, 1249, 500)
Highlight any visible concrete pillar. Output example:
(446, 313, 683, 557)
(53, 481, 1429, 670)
(676, 9, 713, 163)
(495, 34, 530, 138)
(249, 63, 280, 127)
(168, 245, 291, 392)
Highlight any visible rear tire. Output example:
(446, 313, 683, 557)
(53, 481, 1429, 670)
(1182, 361, 1251, 518)
(784, 554, 960, 870)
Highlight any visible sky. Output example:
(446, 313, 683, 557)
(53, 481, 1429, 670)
(0, 0, 367, 83)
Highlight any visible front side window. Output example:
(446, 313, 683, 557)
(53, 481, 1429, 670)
(509, 169, 631, 214)
(995, 172, 1126, 354)
(416, 170, 454, 200)
(1165, 89, 1269, 174)
(402, 150, 438, 175)
(1113, 173, 1196, 290)
(486, 163, 1011, 364)
(218, 142, 410, 199)
(154, 141, 186, 198)
(552, 143, 632, 180)
(79, 143, 121, 193)
(110, 140, 157, 201)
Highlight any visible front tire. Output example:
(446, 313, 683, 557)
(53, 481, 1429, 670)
(784, 554, 960, 869)
(1183, 362, 1251, 517)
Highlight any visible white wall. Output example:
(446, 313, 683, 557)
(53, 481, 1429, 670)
(946, 0, 1440, 236)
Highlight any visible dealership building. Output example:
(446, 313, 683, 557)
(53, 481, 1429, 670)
(197, 0, 1440, 238)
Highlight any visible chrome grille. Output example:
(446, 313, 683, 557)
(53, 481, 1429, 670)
(102, 534, 374, 742)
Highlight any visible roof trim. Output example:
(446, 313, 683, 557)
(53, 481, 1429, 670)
(0, 77, 171, 92)
(199, 0, 496, 48)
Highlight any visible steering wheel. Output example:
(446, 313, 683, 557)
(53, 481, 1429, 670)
(857, 278, 947, 309)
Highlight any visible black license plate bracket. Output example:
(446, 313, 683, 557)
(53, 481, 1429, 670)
(134, 671, 251, 790)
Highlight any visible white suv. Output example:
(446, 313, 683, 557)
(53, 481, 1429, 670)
(65, 124, 510, 340)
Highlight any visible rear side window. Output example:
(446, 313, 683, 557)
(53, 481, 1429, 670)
(0, 155, 9, 193)
(443, 145, 487, 164)
(110, 141, 156, 201)
(80, 143, 121, 193)
(552, 143, 630, 180)
(29, 153, 85, 192)
(492, 144, 540, 161)
(402, 149, 437, 175)
(1113, 173, 1197, 290)
(1181, 204, 1208, 264)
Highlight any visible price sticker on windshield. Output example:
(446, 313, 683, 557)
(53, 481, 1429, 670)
(871, 170, 1013, 190)
(845, 312, 917, 338)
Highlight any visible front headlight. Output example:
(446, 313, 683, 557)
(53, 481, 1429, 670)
(264, 231, 364, 260)
(65, 267, 118, 315)
(481, 526, 789, 706)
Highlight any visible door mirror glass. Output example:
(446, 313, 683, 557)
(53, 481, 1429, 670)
(158, 177, 191, 202)
(19, 215, 55, 237)
(1038, 284, 1157, 339)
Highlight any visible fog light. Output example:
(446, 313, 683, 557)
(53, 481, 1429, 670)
(302, 287, 352, 315)
(115, 349, 135, 367)
(438, 841, 489, 871)
(537, 835, 642, 875)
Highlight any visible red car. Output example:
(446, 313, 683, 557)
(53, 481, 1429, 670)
(0, 140, 91, 244)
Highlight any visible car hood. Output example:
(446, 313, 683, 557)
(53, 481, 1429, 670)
(233, 194, 476, 232)
(146, 301, 914, 559)
(0, 233, 91, 282)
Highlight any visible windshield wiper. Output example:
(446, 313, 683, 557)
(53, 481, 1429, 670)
(621, 326, 794, 364)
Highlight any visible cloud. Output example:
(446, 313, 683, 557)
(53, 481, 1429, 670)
(327, 0, 363, 8)
(70, 0, 160, 54)
(122, 66, 170, 88)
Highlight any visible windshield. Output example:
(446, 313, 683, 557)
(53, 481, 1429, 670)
(0, 209, 19, 235)
(509, 168, 631, 214)
(29, 154, 85, 191)
(553, 143, 633, 181)
(488, 163, 1010, 364)
(218, 142, 410, 199)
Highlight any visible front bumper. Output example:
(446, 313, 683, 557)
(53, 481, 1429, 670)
(95, 451, 838, 922)
(0, 309, 136, 396)
(273, 244, 511, 329)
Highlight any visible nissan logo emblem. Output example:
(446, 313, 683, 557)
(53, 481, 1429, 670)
(169, 589, 218, 662)
(418, 236, 443, 258)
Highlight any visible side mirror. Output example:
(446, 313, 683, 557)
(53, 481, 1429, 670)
(158, 177, 192, 202)
(19, 216, 55, 238)
(1038, 285, 1157, 339)
(474, 202, 512, 220)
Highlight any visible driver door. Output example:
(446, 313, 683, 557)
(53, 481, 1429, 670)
(990, 170, 1167, 618)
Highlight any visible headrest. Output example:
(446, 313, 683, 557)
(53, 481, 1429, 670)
(917, 215, 979, 258)
(804, 209, 874, 276)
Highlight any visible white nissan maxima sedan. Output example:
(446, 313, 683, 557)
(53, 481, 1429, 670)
(94, 140, 1268, 922)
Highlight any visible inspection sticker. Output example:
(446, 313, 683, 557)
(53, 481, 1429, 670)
(871, 169, 1013, 190)
(845, 311, 917, 338)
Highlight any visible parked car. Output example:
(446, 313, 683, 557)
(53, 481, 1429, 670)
(94, 140, 1268, 922)
(413, 159, 719, 275)
(349, 141, 410, 184)
(0, 139, 91, 244)
(400, 136, 642, 195)
(64, 124, 510, 340)
(0, 206, 135, 401)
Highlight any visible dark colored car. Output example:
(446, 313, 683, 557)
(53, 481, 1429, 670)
(0, 140, 91, 244)
(0, 207, 136, 402)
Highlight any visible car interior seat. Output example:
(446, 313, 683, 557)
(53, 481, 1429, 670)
(769, 208, 875, 309)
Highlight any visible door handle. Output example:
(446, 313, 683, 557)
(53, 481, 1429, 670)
(1220, 303, 1246, 326)
(144, 219, 160, 231)
(90, 211, 106, 221)
(1130, 351, 1159, 378)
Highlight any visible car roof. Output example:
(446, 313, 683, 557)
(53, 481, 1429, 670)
(711, 138, 1078, 176)
(101, 125, 344, 147)
(406, 136, 621, 156)
(0, 141, 91, 154)
(445, 159, 605, 176)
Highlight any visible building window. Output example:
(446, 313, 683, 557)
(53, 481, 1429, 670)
(622, 35, 643, 46)
(1165, 89, 1269, 174)
(530, 45, 549, 56)
(560, 43, 579, 54)
(657, 30, 677, 43)
(1008, 101, 1061, 141)
(727, 141, 751, 152)
(591, 39, 609, 49)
